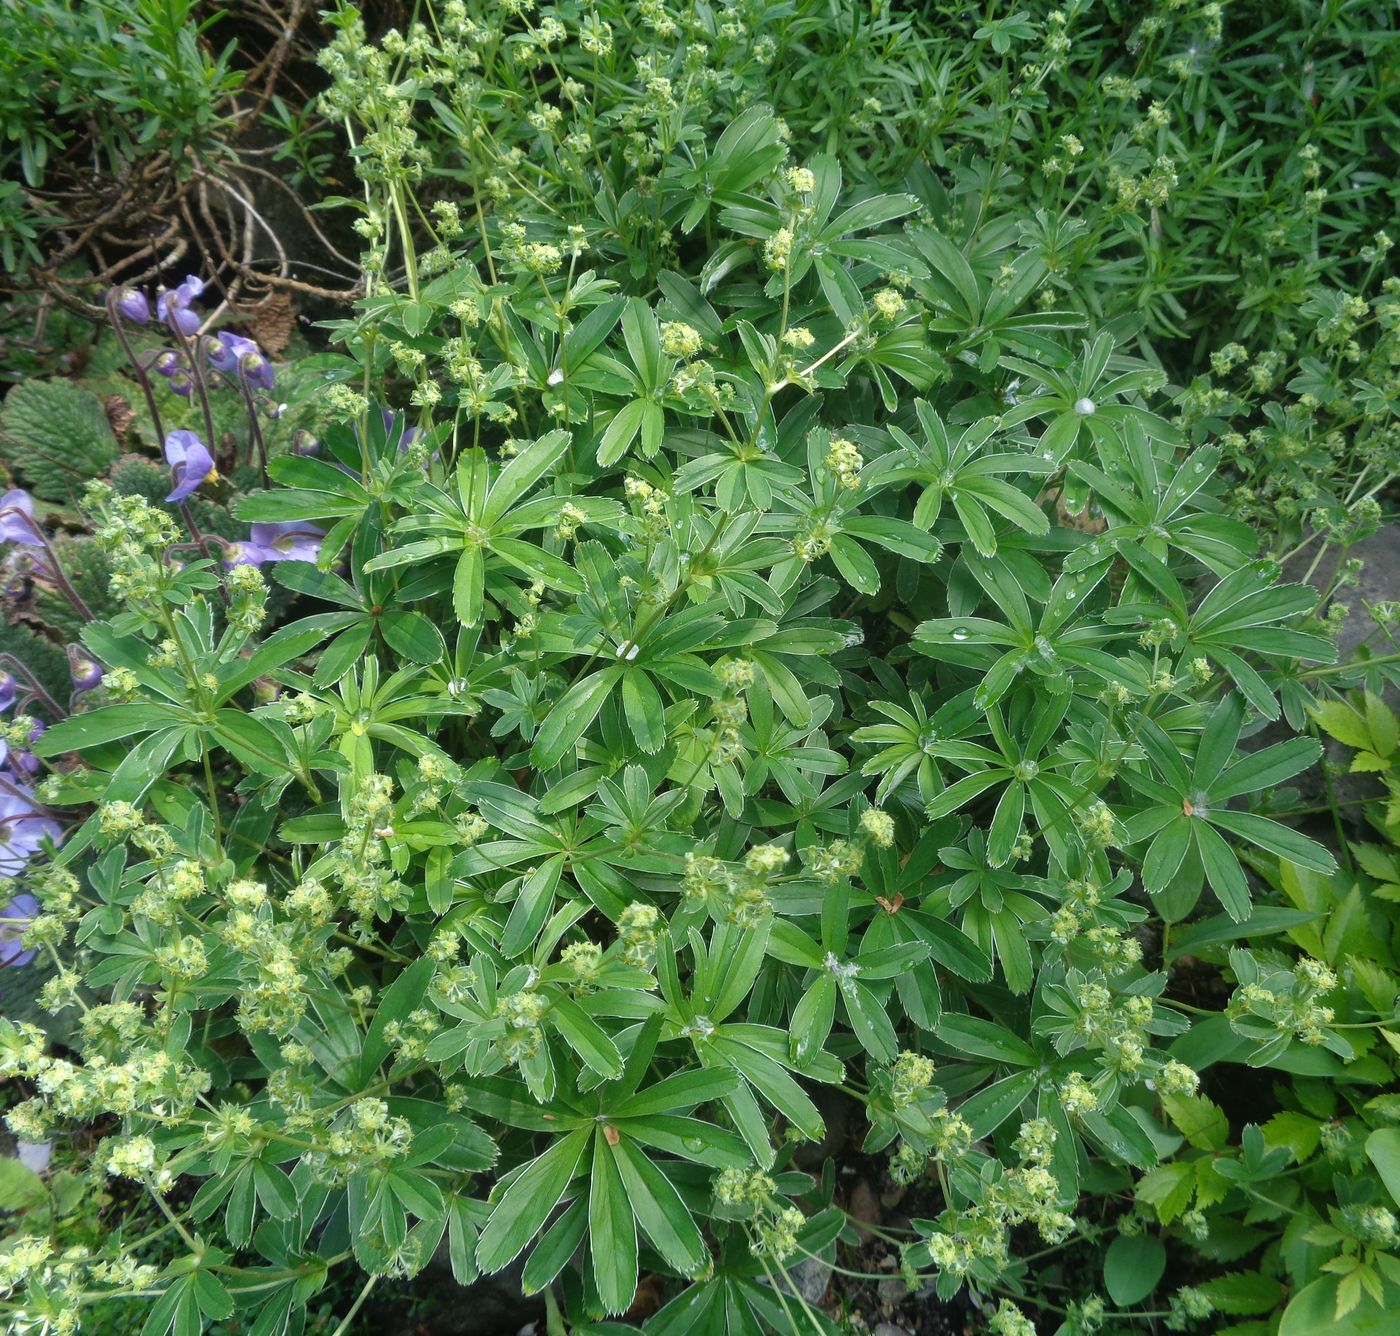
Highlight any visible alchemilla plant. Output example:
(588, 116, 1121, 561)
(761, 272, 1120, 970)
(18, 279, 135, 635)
(1, 3, 1398, 1336)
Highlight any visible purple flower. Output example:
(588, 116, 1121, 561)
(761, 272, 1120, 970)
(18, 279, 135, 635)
(164, 430, 217, 502)
(0, 673, 14, 713)
(0, 891, 38, 968)
(112, 287, 151, 324)
(0, 782, 61, 883)
(228, 522, 325, 567)
(0, 490, 43, 548)
(66, 645, 104, 693)
(156, 275, 205, 337)
(208, 332, 275, 391)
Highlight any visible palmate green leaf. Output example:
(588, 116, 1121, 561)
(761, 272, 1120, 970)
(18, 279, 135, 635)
(621, 297, 664, 390)
(532, 666, 624, 768)
(380, 609, 446, 663)
(1365, 1129, 1400, 1208)
(520, 1195, 589, 1294)
(612, 1067, 739, 1118)
(790, 974, 838, 1065)
(1192, 819, 1252, 922)
(986, 779, 1025, 867)
(902, 911, 993, 982)
(1208, 809, 1337, 875)
(842, 980, 898, 1065)
(701, 102, 786, 195)
(476, 1128, 590, 1272)
(935, 1015, 1036, 1066)
(821, 191, 919, 240)
(453, 546, 485, 626)
(479, 429, 573, 528)
(909, 226, 981, 316)
(236, 488, 366, 522)
(140, 1274, 201, 1336)
(1142, 816, 1193, 895)
(387, 1168, 444, 1221)
(212, 711, 296, 779)
(597, 398, 647, 466)
(707, 1037, 827, 1141)
(621, 668, 667, 753)
(923, 770, 1011, 821)
(502, 855, 565, 957)
(828, 533, 880, 594)
(1212, 736, 1321, 799)
(589, 1127, 639, 1314)
(551, 995, 623, 1078)
(610, 1137, 709, 1275)
(34, 702, 186, 754)
(959, 1069, 1038, 1137)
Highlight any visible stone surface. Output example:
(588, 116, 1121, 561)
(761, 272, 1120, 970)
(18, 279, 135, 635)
(778, 1253, 834, 1305)
(1269, 525, 1400, 822)
(1314, 525, 1400, 666)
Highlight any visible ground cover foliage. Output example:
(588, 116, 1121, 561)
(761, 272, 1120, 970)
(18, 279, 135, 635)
(1, 3, 1400, 1335)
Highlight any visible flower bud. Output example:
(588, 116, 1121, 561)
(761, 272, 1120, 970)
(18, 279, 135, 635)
(66, 645, 104, 693)
(112, 288, 151, 324)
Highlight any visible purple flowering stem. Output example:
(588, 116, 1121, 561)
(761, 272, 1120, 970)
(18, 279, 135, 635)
(171, 325, 219, 457)
(0, 655, 64, 719)
(105, 288, 167, 445)
(179, 501, 205, 546)
(235, 374, 270, 486)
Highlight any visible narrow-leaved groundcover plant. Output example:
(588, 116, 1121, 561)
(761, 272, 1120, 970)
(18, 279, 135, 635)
(2, 4, 1396, 1335)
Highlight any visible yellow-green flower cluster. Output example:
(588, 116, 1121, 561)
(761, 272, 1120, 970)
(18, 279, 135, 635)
(890, 1051, 937, 1108)
(921, 1116, 1075, 1279)
(617, 901, 662, 966)
(805, 838, 863, 885)
(1229, 955, 1338, 1047)
(681, 839, 784, 925)
(825, 436, 865, 490)
(660, 321, 703, 360)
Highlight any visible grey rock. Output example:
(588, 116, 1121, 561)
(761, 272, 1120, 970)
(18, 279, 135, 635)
(877, 1275, 909, 1304)
(1314, 525, 1400, 665)
(1267, 525, 1400, 821)
(775, 1254, 834, 1304)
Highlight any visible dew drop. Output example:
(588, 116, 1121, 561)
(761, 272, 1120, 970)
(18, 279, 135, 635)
(951, 627, 970, 641)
